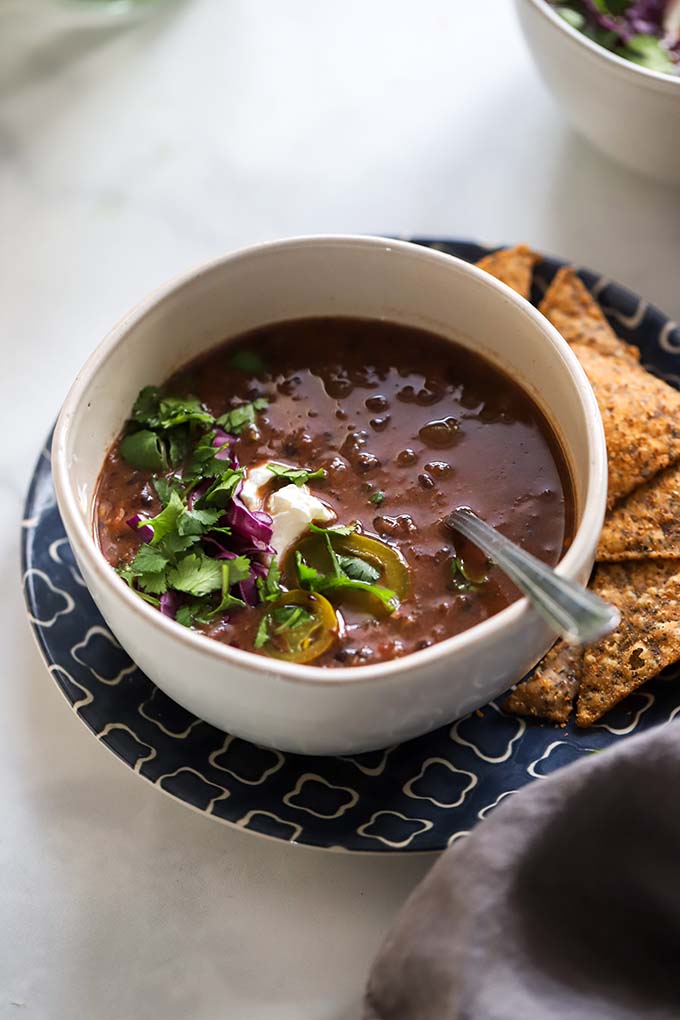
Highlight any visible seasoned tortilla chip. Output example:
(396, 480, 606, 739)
(576, 562, 680, 726)
(593, 558, 680, 597)
(540, 267, 639, 361)
(476, 245, 539, 300)
(572, 343, 680, 509)
(597, 463, 680, 562)
(505, 640, 583, 724)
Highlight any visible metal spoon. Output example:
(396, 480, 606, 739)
(445, 507, 619, 645)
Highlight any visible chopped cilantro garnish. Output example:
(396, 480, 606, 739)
(168, 427, 192, 468)
(370, 491, 385, 506)
(117, 545, 169, 596)
(132, 387, 214, 430)
(138, 491, 183, 546)
(166, 551, 223, 597)
(217, 398, 268, 435)
(267, 463, 326, 487)
(308, 522, 358, 538)
(177, 506, 223, 537)
(449, 556, 489, 593)
(153, 477, 182, 507)
(176, 601, 214, 628)
(115, 387, 272, 626)
(620, 34, 675, 74)
(256, 557, 284, 603)
(119, 430, 167, 472)
(197, 467, 245, 508)
(337, 554, 380, 584)
(186, 431, 235, 482)
(209, 558, 251, 616)
(295, 533, 398, 612)
(254, 603, 315, 650)
(132, 386, 162, 424)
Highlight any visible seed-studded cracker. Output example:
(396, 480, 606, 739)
(576, 560, 680, 726)
(539, 267, 639, 361)
(476, 244, 539, 300)
(505, 640, 584, 724)
(597, 463, 680, 562)
(572, 343, 680, 509)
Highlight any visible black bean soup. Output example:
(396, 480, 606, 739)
(95, 317, 573, 667)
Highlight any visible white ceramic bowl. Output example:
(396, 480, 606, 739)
(53, 235, 607, 755)
(516, 0, 680, 182)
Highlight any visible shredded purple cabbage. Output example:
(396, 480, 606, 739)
(187, 479, 210, 511)
(126, 513, 154, 543)
(202, 535, 237, 559)
(582, 0, 631, 37)
(238, 561, 268, 607)
(225, 481, 274, 550)
(212, 430, 237, 464)
(160, 590, 181, 619)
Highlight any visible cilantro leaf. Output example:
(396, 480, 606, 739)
(337, 554, 380, 584)
(369, 491, 385, 506)
(140, 491, 184, 546)
(449, 556, 488, 593)
(176, 601, 214, 628)
(130, 544, 168, 575)
(166, 551, 223, 597)
(254, 615, 271, 649)
(135, 571, 169, 596)
(131, 386, 214, 430)
(217, 398, 268, 435)
(117, 545, 169, 596)
(177, 506, 223, 537)
(295, 554, 323, 588)
(132, 386, 162, 425)
(256, 557, 283, 603)
(254, 603, 315, 649)
(267, 463, 326, 487)
(294, 550, 398, 612)
(619, 34, 675, 74)
(153, 477, 182, 507)
(197, 468, 245, 508)
(119, 430, 167, 472)
(168, 426, 192, 468)
(225, 555, 252, 587)
(209, 557, 251, 616)
(594, 0, 631, 15)
(186, 431, 234, 481)
(155, 395, 214, 429)
(160, 531, 201, 556)
(308, 522, 358, 538)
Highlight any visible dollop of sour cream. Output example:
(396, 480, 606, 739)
(241, 462, 335, 556)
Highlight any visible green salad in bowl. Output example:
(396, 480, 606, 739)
(549, 0, 680, 74)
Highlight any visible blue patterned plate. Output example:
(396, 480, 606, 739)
(21, 238, 680, 853)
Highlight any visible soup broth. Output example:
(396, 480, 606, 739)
(95, 317, 573, 667)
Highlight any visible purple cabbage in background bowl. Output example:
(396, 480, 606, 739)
(548, 0, 680, 73)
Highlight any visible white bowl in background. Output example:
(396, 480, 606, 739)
(516, 0, 680, 182)
(52, 235, 607, 755)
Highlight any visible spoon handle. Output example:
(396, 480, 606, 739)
(447, 508, 619, 645)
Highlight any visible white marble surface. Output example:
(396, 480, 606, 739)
(2, 1, 679, 1017)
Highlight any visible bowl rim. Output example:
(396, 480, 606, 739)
(52, 234, 608, 688)
(521, 0, 680, 89)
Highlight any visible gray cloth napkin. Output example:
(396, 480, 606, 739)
(364, 721, 680, 1020)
